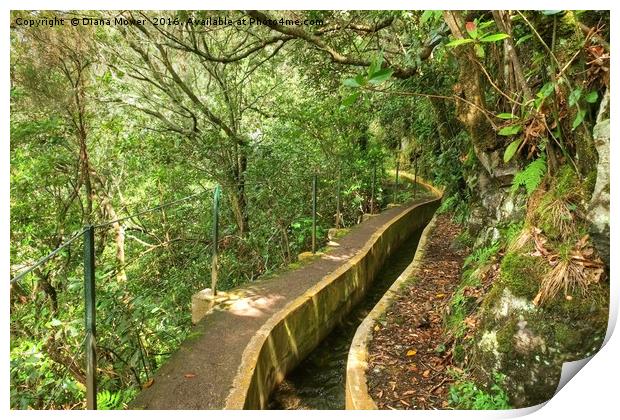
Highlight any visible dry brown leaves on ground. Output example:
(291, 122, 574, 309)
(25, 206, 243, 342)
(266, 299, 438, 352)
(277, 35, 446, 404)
(366, 214, 466, 410)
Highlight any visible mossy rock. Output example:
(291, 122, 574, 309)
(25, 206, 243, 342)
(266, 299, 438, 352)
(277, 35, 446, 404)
(496, 318, 519, 354)
(498, 252, 545, 300)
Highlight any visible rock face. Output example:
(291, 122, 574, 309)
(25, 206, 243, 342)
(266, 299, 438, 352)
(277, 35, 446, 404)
(588, 118, 610, 268)
(470, 256, 609, 408)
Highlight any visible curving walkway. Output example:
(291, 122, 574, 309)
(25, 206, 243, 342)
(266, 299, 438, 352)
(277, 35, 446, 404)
(131, 187, 438, 409)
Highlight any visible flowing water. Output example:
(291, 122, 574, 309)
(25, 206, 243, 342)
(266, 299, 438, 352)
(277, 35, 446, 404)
(268, 228, 424, 409)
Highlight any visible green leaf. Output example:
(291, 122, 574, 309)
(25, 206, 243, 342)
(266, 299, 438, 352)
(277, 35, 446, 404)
(496, 113, 518, 120)
(465, 21, 478, 39)
(342, 92, 359, 107)
(368, 56, 383, 77)
(511, 154, 547, 196)
(498, 124, 522, 136)
(343, 78, 360, 88)
(537, 82, 555, 99)
(568, 89, 582, 107)
(585, 91, 599, 103)
(572, 109, 586, 130)
(474, 44, 485, 58)
(446, 38, 475, 47)
(368, 68, 393, 84)
(480, 33, 510, 42)
(515, 34, 533, 46)
(478, 20, 494, 31)
(421, 10, 434, 23)
(503, 139, 521, 162)
(535, 82, 555, 108)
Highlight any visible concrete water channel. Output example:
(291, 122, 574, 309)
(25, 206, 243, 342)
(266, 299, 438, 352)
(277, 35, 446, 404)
(269, 228, 425, 409)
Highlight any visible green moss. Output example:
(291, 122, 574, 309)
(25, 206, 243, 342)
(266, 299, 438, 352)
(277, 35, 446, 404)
(583, 169, 598, 199)
(545, 281, 609, 321)
(553, 166, 579, 198)
(496, 318, 519, 354)
(499, 252, 545, 300)
(453, 344, 465, 363)
(329, 228, 350, 240)
(481, 284, 504, 316)
(554, 324, 584, 353)
(533, 165, 587, 243)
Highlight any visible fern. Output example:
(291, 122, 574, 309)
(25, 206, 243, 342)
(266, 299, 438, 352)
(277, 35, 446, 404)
(97, 390, 121, 410)
(511, 154, 547, 196)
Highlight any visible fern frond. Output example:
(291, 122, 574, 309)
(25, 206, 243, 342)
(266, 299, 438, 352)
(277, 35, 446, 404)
(511, 154, 547, 196)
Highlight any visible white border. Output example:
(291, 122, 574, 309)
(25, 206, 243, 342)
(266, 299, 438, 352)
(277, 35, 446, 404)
(2, 2, 617, 420)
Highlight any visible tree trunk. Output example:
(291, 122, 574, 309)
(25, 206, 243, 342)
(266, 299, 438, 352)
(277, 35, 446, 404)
(93, 174, 127, 282)
(492, 11, 532, 101)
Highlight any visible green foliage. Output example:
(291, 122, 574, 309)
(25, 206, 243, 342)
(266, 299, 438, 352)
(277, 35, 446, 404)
(498, 124, 522, 136)
(503, 139, 522, 162)
(463, 241, 500, 269)
(449, 373, 511, 410)
(343, 55, 393, 89)
(511, 154, 547, 195)
(496, 113, 518, 120)
(445, 18, 508, 58)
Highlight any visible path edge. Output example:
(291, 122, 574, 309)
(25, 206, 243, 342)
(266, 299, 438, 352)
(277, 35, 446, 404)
(345, 212, 440, 409)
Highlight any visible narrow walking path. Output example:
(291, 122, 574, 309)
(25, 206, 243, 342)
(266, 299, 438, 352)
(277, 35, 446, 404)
(366, 214, 465, 409)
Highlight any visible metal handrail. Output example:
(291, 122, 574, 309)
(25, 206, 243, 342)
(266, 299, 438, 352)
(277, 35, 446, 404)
(9, 188, 214, 285)
(10, 228, 86, 284)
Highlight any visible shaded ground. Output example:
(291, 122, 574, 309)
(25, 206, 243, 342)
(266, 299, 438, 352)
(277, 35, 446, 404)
(366, 214, 465, 410)
(130, 193, 435, 409)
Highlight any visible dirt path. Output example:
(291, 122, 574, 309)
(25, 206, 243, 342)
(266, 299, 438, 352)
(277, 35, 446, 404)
(366, 214, 465, 410)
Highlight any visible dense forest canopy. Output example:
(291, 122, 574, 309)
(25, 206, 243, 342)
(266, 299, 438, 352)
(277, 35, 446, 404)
(10, 10, 609, 409)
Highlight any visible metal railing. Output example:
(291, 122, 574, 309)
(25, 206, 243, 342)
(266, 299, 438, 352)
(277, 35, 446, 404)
(10, 186, 215, 410)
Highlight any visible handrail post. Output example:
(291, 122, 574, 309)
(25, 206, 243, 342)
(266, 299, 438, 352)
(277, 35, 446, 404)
(370, 162, 376, 214)
(211, 185, 221, 296)
(335, 170, 341, 229)
(312, 173, 317, 254)
(83, 225, 97, 410)
(394, 156, 400, 203)
(414, 156, 418, 199)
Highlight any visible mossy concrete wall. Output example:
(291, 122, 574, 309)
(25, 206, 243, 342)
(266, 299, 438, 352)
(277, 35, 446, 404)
(225, 189, 441, 409)
(345, 215, 439, 409)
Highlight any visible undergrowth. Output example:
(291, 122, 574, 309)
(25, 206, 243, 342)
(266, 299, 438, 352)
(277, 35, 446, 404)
(449, 373, 511, 410)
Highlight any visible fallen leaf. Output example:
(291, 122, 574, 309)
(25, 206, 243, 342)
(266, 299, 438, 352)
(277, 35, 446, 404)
(422, 370, 430, 378)
(184, 373, 196, 378)
(406, 349, 417, 357)
(142, 379, 154, 389)
(374, 325, 380, 331)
